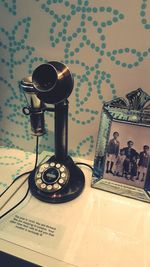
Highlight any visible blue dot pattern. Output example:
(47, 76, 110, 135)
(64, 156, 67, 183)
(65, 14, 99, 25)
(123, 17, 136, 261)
(0, 0, 150, 160)
(0, 0, 16, 16)
(140, 0, 150, 29)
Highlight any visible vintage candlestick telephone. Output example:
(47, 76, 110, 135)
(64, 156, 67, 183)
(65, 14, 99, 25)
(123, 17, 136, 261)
(20, 61, 85, 203)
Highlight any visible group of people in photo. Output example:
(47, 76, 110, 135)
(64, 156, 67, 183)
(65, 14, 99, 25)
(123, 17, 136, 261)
(106, 131, 150, 183)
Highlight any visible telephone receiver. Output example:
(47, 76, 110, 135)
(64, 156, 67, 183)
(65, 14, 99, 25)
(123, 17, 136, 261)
(20, 61, 85, 203)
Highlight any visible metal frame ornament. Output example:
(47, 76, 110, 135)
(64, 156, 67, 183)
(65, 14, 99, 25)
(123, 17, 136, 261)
(92, 88, 150, 203)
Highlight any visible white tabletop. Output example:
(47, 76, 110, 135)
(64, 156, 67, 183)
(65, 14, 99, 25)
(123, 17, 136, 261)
(0, 148, 150, 267)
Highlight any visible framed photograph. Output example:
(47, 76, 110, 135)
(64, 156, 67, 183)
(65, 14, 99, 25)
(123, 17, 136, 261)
(92, 88, 150, 203)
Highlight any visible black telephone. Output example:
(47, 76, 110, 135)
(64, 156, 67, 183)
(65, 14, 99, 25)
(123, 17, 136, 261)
(20, 61, 85, 203)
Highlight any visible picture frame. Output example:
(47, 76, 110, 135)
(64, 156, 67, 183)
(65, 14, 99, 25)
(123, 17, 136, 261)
(92, 88, 150, 203)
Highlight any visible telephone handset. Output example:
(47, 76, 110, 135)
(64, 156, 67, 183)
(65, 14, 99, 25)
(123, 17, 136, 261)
(20, 61, 85, 203)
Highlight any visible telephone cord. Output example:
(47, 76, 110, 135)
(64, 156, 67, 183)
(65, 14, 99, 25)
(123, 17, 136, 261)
(0, 136, 39, 220)
(0, 138, 93, 219)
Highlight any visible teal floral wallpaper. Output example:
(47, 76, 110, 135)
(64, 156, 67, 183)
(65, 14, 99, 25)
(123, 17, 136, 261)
(0, 0, 150, 160)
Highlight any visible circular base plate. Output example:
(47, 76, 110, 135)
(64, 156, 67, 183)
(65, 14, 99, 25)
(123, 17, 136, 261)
(28, 156, 85, 203)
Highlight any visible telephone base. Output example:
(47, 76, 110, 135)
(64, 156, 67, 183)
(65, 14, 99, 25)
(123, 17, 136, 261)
(28, 156, 85, 203)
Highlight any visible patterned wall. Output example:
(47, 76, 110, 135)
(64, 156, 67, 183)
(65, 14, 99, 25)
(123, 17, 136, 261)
(0, 0, 150, 160)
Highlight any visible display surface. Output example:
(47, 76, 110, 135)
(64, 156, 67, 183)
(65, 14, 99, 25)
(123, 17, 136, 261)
(1, 147, 150, 267)
(92, 88, 150, 202)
